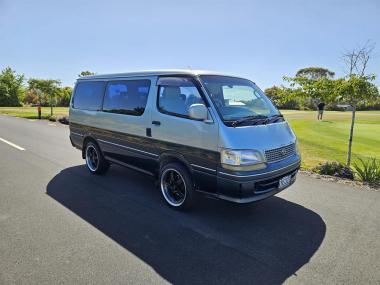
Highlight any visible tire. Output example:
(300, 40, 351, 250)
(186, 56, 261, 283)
(84, 141, 110, 175)
(159, 162, 197, 210)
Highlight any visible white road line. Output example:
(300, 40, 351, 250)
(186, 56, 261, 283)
(0, 137, 25, 151)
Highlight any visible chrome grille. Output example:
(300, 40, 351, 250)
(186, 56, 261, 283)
(265, 143, 296, 163)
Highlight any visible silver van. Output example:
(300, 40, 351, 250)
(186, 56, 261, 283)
(69, 70, 300, 209)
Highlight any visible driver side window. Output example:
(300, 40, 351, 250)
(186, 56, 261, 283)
(158, 78, 205, 118)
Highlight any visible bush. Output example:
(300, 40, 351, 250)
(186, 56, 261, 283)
(58, 116, 69, 125)
(313, 161, 354, 180)
(353, 158, 380, 184)
(47, 115, 57, 122)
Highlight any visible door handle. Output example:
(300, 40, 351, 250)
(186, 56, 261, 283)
(152, 121, 161, 126)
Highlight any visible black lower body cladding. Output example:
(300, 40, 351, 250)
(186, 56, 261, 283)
(70, 122, 300, 204)
(69, 122, 219, 193)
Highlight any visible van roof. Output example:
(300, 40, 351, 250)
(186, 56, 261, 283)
(77, 69, 236, 81)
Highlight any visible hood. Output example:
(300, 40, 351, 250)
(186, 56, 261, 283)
(218, 121, 296, 152)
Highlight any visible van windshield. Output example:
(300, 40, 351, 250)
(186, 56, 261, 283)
(200, 75, 280, 125)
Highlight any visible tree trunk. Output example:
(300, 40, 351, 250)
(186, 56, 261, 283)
(346, 105, 356, 166)
(50, 94, 53, 116)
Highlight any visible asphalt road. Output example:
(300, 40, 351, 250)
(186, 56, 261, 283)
(0, 114, 379, 285)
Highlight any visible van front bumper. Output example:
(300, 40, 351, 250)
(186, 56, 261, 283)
(216, 159, 300, 203)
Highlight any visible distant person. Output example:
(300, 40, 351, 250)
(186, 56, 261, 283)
(317, 101, 325, 120)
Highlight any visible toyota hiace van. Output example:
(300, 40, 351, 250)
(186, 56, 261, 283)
(69, 70, 300, 209)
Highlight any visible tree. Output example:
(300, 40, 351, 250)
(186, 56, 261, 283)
(0, 67, 25, 106)
(341, 41, 379, 166)
(336, 75, 379, 165)
(56, 86, 73, 107)
(265, 86, 283, 106)
(23, 89, 39, 105)
(28, 78, 61, 115)
(78, 71, 95, 77)
(283, 67, 337, 109)
(265, 86, 300, 109)
(296, 67, 335, 79)
(282, 75, 337, 104)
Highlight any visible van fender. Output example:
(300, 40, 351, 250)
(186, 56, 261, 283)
(158, 151, 193, 175)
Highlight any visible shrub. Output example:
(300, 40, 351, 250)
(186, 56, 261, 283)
(48, 115, 57, 122)
(353, 158, 380, 184)
(313, 161, 354, 180)
(58, 116, 69, 125)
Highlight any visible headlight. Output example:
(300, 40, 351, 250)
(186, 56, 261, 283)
(221, 149, 266, 171)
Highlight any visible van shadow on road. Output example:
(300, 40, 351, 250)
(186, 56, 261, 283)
(47, 165, 326, 284)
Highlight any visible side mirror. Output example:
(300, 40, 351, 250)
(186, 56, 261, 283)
(189, 104, 208, 121)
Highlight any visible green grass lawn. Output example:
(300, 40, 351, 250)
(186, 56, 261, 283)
(1, 107, 379, 170)
(282, 110, 380, 169)
(0, 106, 69, 119)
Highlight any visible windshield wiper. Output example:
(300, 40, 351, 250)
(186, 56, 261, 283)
(231, 115, 268, 127)
(230, 114, 284, 127)
(265, 114, 284, 124)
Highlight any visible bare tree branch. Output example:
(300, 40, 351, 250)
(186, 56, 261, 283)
(342, 40, 375, 77)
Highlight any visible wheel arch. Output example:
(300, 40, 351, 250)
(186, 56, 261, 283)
(158, 151, 193, 177)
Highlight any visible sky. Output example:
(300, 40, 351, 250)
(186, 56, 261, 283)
(1, 0, 379, 89)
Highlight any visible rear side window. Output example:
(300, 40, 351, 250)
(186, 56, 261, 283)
(72, 81, 105, 110)
(103, 80, 151, 116)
